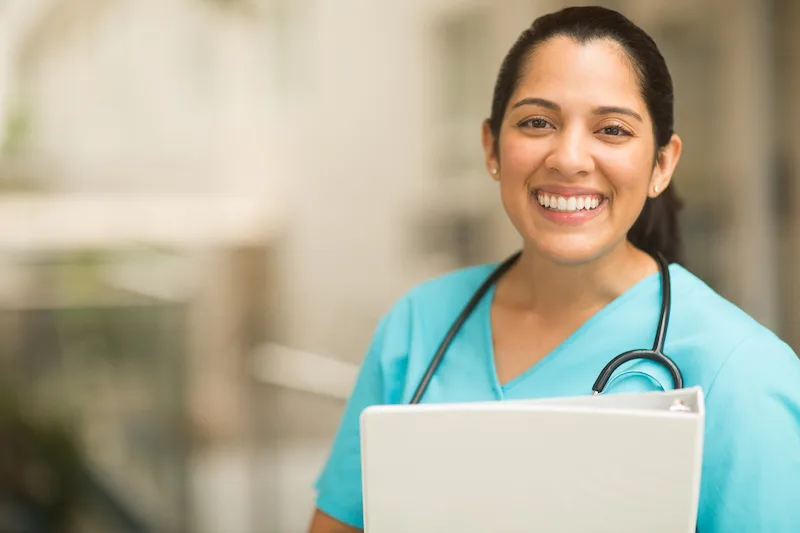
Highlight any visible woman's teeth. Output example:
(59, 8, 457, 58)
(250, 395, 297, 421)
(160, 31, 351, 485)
(536, 193, 602, 212)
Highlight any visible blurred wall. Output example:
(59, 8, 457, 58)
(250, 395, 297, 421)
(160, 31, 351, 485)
(14, 0, 280, 195)
(776, 0, 800, 349)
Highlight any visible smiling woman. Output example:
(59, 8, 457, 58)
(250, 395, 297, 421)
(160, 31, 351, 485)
(482, 24, 683, 269)
(308, 6, 800, 533)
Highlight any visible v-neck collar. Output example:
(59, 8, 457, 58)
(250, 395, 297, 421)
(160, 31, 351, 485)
(480, 266, 669, 400)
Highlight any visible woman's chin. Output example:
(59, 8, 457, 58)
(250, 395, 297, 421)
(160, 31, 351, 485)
(529, 237, 614, 266)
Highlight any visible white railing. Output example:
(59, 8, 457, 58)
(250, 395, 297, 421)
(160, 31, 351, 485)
(0, 193, 281, 252)
(251, 343, 359, 401)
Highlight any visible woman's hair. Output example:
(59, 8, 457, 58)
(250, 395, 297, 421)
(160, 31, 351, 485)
(488, 6, 684, 264)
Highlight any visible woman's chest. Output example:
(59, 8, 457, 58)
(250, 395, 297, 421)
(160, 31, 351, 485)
(490, 306, 599, 387)
(399, 283, 719, 404)
(403, 314, 688, 404)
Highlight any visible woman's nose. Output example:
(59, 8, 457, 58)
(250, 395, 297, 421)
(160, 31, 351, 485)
(544, 128, 595, 177)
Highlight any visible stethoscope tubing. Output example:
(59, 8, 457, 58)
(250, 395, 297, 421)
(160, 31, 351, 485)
(409, 251, 683, 405)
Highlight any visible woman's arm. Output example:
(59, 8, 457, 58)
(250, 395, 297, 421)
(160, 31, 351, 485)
(308, 509, 362, 533)
(310, 302, 410, 531)
(698, 334, 800, 532)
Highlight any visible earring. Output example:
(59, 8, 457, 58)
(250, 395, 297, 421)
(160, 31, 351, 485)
(654, 184, 661, 193)
(491, 168, 498, 176)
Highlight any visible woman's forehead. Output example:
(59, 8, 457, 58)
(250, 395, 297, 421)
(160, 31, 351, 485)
(512, 36, 646, 113)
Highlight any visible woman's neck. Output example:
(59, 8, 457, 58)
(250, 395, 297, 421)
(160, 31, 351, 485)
(498, 241, 658, 318)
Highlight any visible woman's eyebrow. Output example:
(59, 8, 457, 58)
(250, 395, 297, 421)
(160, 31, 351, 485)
(594, 106, 643, 122)
(510, 97, 560, 111)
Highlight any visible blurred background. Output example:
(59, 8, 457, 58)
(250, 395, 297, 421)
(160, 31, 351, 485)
(0, 0, 797, 531)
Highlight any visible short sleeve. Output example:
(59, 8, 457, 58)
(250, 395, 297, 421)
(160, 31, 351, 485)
(313, 308, 406, 528)
(698, 333, 800, 532)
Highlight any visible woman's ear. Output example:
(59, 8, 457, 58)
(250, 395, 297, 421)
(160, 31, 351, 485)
(482, 119, 500, 181)
(649, 133, 682, 197)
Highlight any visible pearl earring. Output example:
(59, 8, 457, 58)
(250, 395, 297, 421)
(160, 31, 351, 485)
(491, 168, 498, 175)
(654, 184, 661, 193)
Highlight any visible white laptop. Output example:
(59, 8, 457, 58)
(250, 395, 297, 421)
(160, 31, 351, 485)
(360, 387, 705, 533)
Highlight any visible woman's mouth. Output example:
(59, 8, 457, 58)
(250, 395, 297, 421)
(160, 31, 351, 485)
(534, 191, 605, 212)
(530, 189, 607, 224)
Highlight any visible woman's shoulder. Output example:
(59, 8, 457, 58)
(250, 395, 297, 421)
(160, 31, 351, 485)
(670, 264, 782, 340)
(668, 264, 799, 388)
(406, 262, 499, 304)
(383, 261, 498, 315)
(372, 263, 498, 349)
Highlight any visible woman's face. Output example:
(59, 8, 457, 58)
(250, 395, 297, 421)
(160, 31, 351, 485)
(483, 36, 681, 265)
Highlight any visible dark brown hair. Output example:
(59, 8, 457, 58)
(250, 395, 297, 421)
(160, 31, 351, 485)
(489, 6, 684, 264)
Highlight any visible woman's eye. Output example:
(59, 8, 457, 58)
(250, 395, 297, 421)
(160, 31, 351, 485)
(598, 125, 632, 136)
(520, 118, 552, 129)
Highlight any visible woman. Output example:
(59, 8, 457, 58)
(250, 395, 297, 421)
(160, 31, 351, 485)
(308, 6, 800, 532)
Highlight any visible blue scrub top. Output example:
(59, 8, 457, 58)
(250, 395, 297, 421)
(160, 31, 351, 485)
(314, 262, 800, 531)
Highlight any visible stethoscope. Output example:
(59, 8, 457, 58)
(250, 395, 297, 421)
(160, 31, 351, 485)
(408, 250, 683, 404)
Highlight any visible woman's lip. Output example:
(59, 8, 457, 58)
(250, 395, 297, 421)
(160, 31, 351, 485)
(532, 187, 606, 197)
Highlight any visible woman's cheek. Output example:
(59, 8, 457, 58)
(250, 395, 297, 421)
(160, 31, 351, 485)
(500, 136, 546, 179)
(598, 145, 653, 188)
